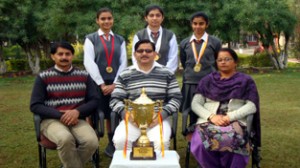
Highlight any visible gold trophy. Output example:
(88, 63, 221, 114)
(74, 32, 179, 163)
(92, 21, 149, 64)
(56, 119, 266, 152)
(124, 88, 163, 160)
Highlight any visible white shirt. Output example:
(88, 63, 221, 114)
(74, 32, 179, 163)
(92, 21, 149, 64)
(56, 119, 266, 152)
(132, 62, 162, 74)
(83, 29, 127, 85)
(54, 65, 73, 72)
(189, 32, 208, 43)
(131, 26, 178, 73)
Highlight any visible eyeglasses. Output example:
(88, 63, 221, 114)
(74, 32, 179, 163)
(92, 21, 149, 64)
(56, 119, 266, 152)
(216, 57, 233, 63)
(136, 49, 153, 53)
(99, 17, 113, 21)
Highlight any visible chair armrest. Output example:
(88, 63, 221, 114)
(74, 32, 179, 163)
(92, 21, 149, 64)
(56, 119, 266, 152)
(33, 114, 41, 142)
(97, 108, 105, 138)
(247, 114, 261, 168)
(252, 146, 261, 168)
(171, 112, 178, 139)
(246, 114, 254, 136)
(110, 111, 120, 133)
(181, 108, 190, 136)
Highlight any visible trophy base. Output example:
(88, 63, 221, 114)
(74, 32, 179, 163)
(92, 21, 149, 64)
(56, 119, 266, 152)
(130, 142, 156, 160)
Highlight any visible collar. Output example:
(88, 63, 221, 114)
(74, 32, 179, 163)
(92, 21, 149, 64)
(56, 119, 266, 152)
(133, 62, 162, 74)
(54, 65, 73, 72)
(189, 32, 208, 43)
(97, 29, 114, 36)
(146, 26, 162, 35)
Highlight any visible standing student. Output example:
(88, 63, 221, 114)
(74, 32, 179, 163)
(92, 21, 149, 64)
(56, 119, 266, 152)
(131, 5, 178, 73)
(180, 12, 222, 125)
(83, 7, 127, 157)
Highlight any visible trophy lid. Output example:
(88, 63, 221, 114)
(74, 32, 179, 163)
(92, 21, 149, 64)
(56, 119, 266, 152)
(133, 88, 155, 105)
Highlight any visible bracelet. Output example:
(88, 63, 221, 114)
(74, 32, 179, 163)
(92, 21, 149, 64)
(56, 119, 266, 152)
(208, 114, 215, 122)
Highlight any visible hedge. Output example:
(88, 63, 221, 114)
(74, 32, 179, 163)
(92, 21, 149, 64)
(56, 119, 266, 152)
(237, 53, 273, 67)
(5, 59, 84, 72)
(5, 54, 273, 72)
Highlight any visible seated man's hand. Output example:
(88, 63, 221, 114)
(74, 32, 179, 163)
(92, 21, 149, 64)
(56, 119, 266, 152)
(128, 114, 138, 127)
(149, 118, 159, 128)
(60, 109, 80, 126)
(106, 84, 115, 95)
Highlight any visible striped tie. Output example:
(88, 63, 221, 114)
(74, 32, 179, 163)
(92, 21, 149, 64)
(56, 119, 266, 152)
(151, 32, 159, 43)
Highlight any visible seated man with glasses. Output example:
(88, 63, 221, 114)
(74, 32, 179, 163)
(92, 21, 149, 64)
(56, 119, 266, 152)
(110, 39, 182, 154)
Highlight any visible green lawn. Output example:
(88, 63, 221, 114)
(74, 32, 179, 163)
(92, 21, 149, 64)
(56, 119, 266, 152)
(0, 65, 300, 168)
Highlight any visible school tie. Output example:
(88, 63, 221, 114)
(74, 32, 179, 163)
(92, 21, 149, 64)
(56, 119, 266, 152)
(194, 39, 203, 45)
(151, 32, 159, 43)
(105, 34, 110, 41)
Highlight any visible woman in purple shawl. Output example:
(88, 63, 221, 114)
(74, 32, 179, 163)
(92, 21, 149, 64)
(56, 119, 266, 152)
(190, 48, 260, 168)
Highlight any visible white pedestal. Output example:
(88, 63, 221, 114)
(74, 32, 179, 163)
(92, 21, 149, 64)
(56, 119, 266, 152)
(109, 150, 180, 168)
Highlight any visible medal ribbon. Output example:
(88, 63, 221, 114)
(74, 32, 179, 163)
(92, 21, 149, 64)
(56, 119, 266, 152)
(123, 111, 130, 158)
(99, 35, 115, 69)
(158, 112, 164, 157)
(191, 35, 208, 64)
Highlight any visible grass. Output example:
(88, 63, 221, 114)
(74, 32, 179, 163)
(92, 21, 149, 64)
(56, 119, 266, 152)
(0, 64, 300, 168)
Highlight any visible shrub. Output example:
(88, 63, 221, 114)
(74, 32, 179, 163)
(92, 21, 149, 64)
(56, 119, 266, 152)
(39, 59, 84, 70)
(40, 59, 54, 70)
(5, 59, 29, 71)
(5, 59, 84, 72)
(3, 45, 26, 60)
(5, 60, 13, 72)
(72, 42, 84, 59)
(249, 53, 273, 67)
(237, 54, 250, 67)
(237, 53, 273, 67)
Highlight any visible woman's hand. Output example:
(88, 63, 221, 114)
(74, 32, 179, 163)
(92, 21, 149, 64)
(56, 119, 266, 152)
(210, 114, 230, 126)
(221, 115, 231, 126)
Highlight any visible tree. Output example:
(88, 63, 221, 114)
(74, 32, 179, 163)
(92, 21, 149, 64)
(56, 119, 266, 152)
(40, 0, 101, 42)
(287, 0, 300, 60)
(1, 0, 296, 74)
(0, 0, 51, 74)
(0, 0, 17, 74)
(240, 0, 297, 69)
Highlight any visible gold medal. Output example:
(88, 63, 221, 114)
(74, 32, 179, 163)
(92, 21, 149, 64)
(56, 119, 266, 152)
(154, 54, 160, 61)
(193, 64, 201, 72)
(106, 66, 113, 73)
(191, 36, 208, 73)
(154, 52, 160, 61)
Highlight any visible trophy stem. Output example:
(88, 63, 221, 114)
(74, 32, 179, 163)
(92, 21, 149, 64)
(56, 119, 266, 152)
(137, 127, 151, 147)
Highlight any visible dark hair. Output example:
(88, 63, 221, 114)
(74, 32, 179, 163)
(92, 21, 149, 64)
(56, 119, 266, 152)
(96, 7, 112, 19)
(50, 41, 74, 55)
(134, 39, 156, 51)
(145, 5, 164, 17)
(216, 48, 239, 62)
(190, 12, 209, 24)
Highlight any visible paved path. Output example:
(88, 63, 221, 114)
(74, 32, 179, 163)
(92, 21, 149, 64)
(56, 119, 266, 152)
(233, 47, 300, 63)
(288, 58, 300, 63)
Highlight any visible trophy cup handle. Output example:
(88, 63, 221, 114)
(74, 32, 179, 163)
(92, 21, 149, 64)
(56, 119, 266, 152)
(124, 99, 130, 112)
(156, 100, 164, 112)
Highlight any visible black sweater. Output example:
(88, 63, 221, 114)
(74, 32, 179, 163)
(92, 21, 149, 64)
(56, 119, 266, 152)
(30, 67, 100, 119)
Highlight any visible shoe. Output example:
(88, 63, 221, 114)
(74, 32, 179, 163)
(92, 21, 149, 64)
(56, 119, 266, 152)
(104, 143, 115, 158)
